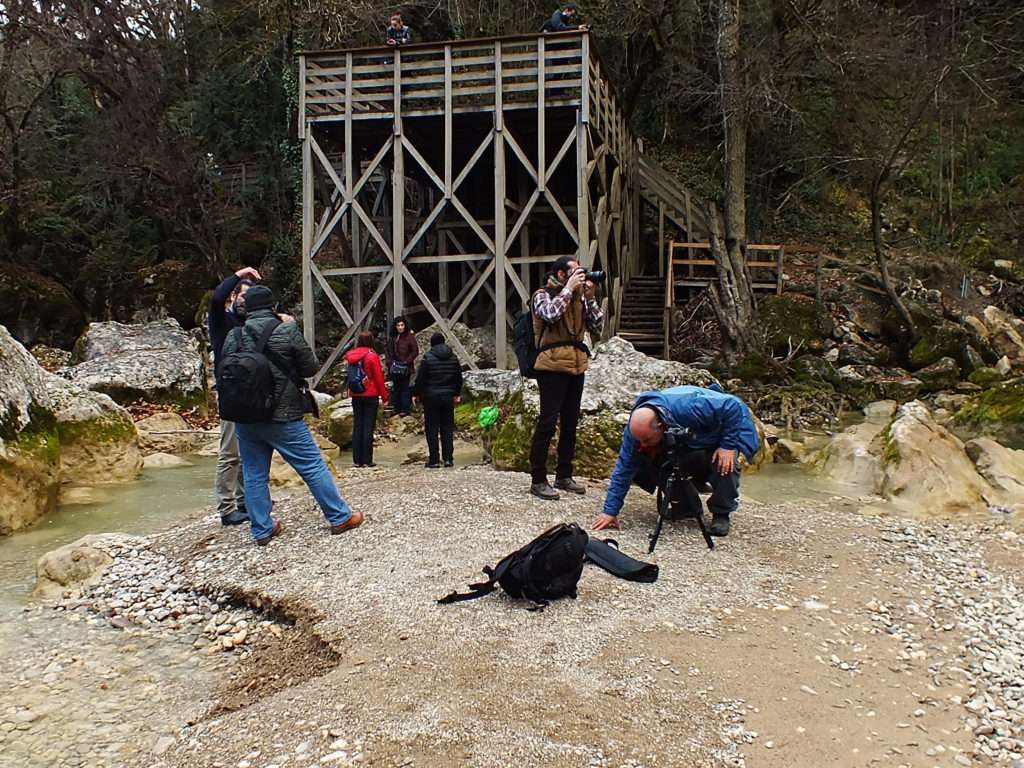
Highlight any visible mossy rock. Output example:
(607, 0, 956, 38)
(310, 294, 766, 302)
(909, 322, 971, 369)
(454, 401, 485, 435)
(489, 391, 537, 473)
(953, 378, 1024, 447)
(758, 295, 834, 357)
(791, 355, 841, 386)
(968, 366, 1003, 388)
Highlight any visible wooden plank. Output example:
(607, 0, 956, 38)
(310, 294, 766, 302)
(298, 55, 307, 137)
(450, 260, 496, 326)
(494, 104, 508, 369)
(401, 135, 444, 192)
(537, 36, 545, 192)
(444, 45, 452, 198)
(576, 109, 590, 268)
(407, 253, 490, 264)
(399, 265, 478, 368)
(504, 129, 539, 184)
(320, 265, 392, 276)
(301, 132, 316, 349)
(310, 263, 355, 326)
(544, 125, 577, 184)
(580, 33, 590, 123)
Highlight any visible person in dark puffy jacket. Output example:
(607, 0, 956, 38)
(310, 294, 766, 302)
(345, 331, 389, 467)
(413, 333, 463, 468)
(220, 285, 362, 545)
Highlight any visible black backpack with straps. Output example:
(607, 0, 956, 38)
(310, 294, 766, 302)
(217, 320, 283, 424)
(438, 524, 659, 610)
(438, 523, 589, 609)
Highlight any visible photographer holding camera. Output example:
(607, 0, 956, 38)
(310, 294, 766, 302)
(528, 256, 604, 500)
(591, 385, 759, 537)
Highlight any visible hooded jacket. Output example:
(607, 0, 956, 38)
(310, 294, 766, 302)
(219, 309, 317, 422)
(602, 386, 760, 517)
(388, 327, 419, 374)
(345, 345, 389, 402)
(413, 343, 463, 398)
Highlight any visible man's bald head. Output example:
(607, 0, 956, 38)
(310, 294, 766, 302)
(629, 406, 664, 448)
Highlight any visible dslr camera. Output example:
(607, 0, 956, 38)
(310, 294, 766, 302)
(649, 424, 715, 552)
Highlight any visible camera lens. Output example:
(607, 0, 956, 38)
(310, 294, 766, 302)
(585, 270, 606, 284)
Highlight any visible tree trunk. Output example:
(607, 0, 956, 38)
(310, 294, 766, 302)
(709, 0, 760, 365)
(870, 180, 917, 339)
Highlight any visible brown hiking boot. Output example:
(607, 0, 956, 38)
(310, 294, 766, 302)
(530, 482, 560, 501)
(554, 477, 586, 495)
(331, 510, 364, 535)
(255, 518, 282, 547)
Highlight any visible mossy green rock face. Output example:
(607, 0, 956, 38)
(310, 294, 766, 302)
(1, 325, 142, 534)
(954, 379, 1024, 448)
(968, 366, 1003, 388)
(909, 322, 971, 369)
(321, 399, 355, 448)
(915, 357, 961, 392)
(759, 296, 834, 356)
(791, 355, 841, 386)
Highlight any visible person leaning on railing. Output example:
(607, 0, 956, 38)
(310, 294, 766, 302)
(386, 12, 412, 46)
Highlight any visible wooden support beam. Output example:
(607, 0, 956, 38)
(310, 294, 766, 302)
(391, 48, 405, 314)
(301, 132, 315, 349)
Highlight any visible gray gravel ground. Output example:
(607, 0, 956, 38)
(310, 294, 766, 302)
(3, 463, 1022, 768)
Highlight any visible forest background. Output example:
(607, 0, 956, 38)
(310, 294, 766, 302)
(1, 0, 1021, 360)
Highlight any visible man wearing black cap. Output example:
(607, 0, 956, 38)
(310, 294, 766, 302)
(413, 332, 463, 468)
(220, 285, 363, 545)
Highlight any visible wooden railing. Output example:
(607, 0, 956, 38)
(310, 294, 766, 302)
(663, 239, 786, 358)
(301, 32, 587, 124)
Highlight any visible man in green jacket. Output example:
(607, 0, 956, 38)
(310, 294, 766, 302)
(220, 285, 362, 545)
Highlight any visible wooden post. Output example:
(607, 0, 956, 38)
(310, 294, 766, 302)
(301, 131, 315, 349)
(657, 200, 665, 278)
(392, 48, 404, 315)
(494, 42, 508, 369)
(438, 230, 449, 313)
(576, 109, 590, 267)
(537, 37, 546, 193)
(345, 53, 362, 322)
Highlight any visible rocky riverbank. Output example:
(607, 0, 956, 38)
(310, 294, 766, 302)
(8, 462, 1022, 768)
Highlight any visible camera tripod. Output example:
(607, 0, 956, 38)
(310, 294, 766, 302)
(649, 460, 715, 553)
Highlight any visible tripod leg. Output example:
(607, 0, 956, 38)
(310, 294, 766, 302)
(694, 506, 715, 550)
(649, 485, 669, 553)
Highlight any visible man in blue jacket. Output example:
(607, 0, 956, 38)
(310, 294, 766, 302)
(591, 386, 760, 537)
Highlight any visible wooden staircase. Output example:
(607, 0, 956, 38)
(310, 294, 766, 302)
(617, 276, 667, 356)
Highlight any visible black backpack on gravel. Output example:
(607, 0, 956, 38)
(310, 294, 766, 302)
(216, 321, 281, 424)
(438, 523, 589, 609)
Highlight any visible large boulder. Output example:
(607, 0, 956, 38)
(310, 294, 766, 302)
(879, 401, 996, 513)
(954, 378, 1024, 448)
(64, 319, 206, 407)
(806, 421, 885, 489)
(1, 326, 61, 534)
(0, 264, 86, 349)
(321, 399, 355, 448)
(915, 356, 961, 392)
(964, 438, 1024, 498)
(908, 321, 971, 369)
(981, 306, 1024, 365)
(414, 322, 484, 368)
(486, 337, 768, 478)
(836, 365, 923, 404)
(758, 295, 834, 356)
(46, 377, 142, 489)
(136, 411, 204, 455)
(463, 369, 523, 400)
(1, 325, 141, 534)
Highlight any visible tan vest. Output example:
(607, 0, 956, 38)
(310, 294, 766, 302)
(532, 288, 589, 375)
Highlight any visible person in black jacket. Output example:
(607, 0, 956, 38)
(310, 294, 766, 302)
(413, 333, 463, 468)
(541, 4, 588, 32)
(209, 266, 259, 526)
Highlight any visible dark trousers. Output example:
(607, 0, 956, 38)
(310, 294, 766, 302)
(529, 371, 586, 484)
(424, 396, 455, 465)
(633, 449, 740, 517)
(351, 396, 379, 465)
(391, 373, 412, 415)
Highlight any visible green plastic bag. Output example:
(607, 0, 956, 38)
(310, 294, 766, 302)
(478, 405, 499, 430)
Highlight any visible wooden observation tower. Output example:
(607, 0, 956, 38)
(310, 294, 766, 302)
(298, 30, 717, 379)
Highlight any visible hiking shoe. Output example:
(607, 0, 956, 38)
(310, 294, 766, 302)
(530, 482, 560, 501)
(443, 460, 454, 468)
(709, 514, 731, 537)
(255, 518, 282, 546)
(331, 510, 364, 535)
(554, 477, 586, 495)
(221, 508, 249, 526)
(425, 462, 441, 469)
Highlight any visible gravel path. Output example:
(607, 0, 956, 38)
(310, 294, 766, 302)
(2, 463, 1021, 767)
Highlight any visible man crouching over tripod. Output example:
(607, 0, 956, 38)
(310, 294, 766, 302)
(591, 385, 760, 537)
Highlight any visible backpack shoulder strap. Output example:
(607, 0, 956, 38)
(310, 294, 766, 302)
(436, 556, 514, 605)
(254, 318, 281, 353)
(584, 536, 660, 583)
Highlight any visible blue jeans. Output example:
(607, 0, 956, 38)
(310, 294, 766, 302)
(236, 420, 353, 541)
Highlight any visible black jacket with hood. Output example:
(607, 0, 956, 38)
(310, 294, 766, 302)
(413, 344, 463, 399)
